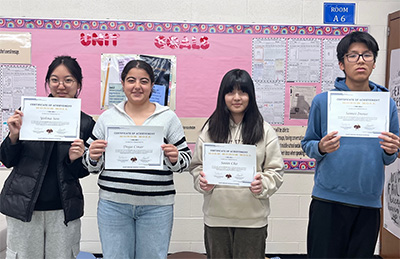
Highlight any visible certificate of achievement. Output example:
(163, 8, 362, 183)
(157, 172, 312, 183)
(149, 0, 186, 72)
(105, 126, 164, 170)
(203, 143, 256, 187)
(327, 91, 390, 138)
(20, 96, 81, 141)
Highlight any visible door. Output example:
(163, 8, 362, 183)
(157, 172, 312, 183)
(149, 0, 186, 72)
(381, 9, 400, 259)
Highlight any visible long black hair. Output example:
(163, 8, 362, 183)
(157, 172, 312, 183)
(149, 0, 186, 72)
(205, 69, 264, 145)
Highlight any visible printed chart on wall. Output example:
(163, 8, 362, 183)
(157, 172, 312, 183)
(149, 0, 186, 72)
(252, 36, 346, 168)
(0, 65, 36, 167)
(0, 18, 367, 170)
(0, 65, 36, 141)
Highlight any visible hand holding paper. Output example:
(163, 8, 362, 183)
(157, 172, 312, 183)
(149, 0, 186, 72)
(161, 144, 178, 164)
(318, 131, 341, 154)
(69, 139, 85, 162)
(7, 110, 23, 144)
(378, 131, 400, 155)
(199, 171, 215, 192)
(89, 140, 107, 161)
(250, 174, 263, 194)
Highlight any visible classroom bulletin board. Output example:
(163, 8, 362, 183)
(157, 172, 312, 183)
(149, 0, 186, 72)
(0, 18, 368, 170)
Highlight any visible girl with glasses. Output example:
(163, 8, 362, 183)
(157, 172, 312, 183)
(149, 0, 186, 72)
(0, 56, 95, 259)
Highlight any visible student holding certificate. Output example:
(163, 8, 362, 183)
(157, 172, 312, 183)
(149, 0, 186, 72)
(301, 31, 400, 258)
(189, 69, 284, 259)
(83, 60, 191, 259)
(0, 56, 95, 259)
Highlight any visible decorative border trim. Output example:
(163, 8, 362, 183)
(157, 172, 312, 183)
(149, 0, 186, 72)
(0, 18, 367, 36)
(284, 159, 315, 171)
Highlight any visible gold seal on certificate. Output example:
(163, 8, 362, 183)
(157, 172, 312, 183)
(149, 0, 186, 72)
(20, 96, 81, 141)
(105, 126, 164, 170)
(327, 91, 390, 138)
(203, 143, 256, 187)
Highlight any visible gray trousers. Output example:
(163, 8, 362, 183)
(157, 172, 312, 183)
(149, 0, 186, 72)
(6, 210, 81, 259)
(204, 224, 268, 259)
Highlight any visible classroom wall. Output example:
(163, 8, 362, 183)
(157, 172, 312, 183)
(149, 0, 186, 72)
(1, 0, 400, 255)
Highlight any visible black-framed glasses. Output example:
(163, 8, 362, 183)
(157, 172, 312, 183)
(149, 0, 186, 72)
(345, 52, 374, 63)
(49, 78, 76, 87)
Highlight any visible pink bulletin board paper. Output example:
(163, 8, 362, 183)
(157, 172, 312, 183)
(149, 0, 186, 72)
(0, 18, 368, 171)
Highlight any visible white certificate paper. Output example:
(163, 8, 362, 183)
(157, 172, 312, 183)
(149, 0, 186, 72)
(203, 143, 256, 187)
(20, 96, 81, 141)
(105, 126, 164, 170)
(327, 91, 390, 138)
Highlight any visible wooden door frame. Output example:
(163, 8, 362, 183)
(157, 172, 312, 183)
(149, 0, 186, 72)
(380, 9, 400, 259)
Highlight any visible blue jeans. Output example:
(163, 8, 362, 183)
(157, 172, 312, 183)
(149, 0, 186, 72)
(97, 198, 174, 259)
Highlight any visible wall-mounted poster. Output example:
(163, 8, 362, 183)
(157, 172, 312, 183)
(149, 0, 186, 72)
(384, 160, 400, 239)
(389, 48, 400, 122)
(0, 32, 31, 64)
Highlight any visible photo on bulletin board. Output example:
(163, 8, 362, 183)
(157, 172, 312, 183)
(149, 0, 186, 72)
(100, 53, 176, 110)
(150, 84, 169, 106)
(289, 85, 316, 120)
(140, 55, 171, 107)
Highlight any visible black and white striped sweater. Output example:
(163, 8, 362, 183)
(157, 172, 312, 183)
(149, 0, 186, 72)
(83, 101, 192, 206)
